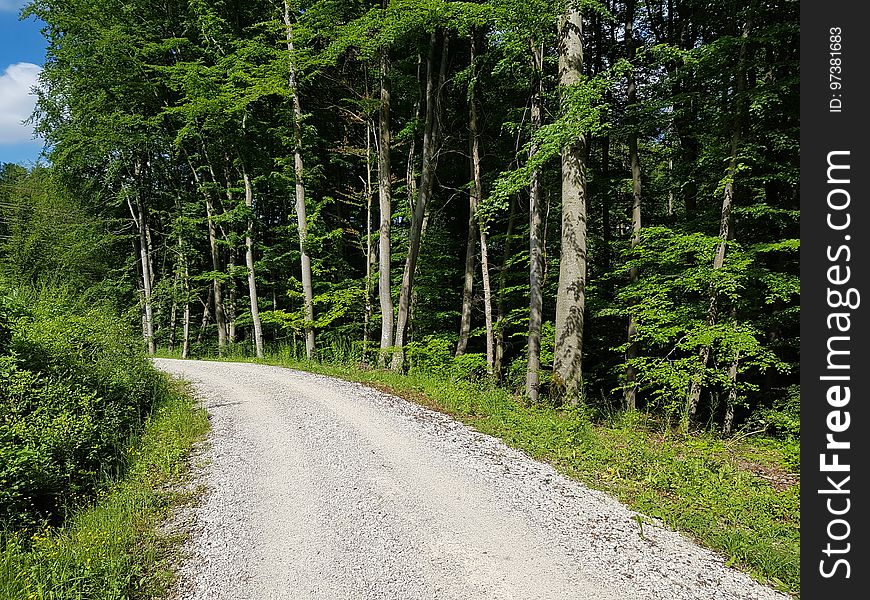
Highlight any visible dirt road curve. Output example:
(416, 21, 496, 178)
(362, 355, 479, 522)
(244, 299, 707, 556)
(153, 358, 786, 600)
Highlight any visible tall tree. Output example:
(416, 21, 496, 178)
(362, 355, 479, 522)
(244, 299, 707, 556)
(241, 160, 265, 358)
(685, 11, 753, 428)
(392, 31, 448, 371)
(623, 0, 642, 410)
(284, 0, 316, 359)
(377, 48, 394, 368)
(526, 38, 545, 403)
(553, 5, 588, 404)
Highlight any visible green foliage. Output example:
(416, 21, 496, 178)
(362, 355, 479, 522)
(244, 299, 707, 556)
(0, 379, 208, 600)
(598, 226, 791, 424)
(0, 286, 166, 532)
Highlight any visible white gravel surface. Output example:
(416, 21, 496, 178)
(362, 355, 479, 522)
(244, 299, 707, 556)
(153, 358, 788, 600)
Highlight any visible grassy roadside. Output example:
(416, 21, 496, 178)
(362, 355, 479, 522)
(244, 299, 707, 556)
(191, 353, 799, 597)
(0, 377, 209, 600)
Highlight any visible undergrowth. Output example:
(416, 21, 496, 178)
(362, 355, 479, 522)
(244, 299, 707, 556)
(0, 379, 208, 599)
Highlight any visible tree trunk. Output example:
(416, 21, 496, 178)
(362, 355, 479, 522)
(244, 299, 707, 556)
(185, 151, 227, 354)
(392, 31, 446, 371)
(457, 30, 492, 368)
(456, 176, 478, 356)
(553, 6, 588, 404)
(242, 166, 265, 358)
(363, 116, 374, 364)
(205, 193, 227, 355)
(624, 0, 642, 411)
(685, 16, 752, 429)
(285, 1, 315, 359)
(182, 258, 191, 359)
(227, 252, 237, 343)
(526, 39, 545, 403)
(132, 181, 156, 355)
(722, 349, 740, 435)
(197, 286, 213, 344)
(378, 49, 394, 368)
(168, 270, 179, 353)
(473, 46, 495, 373)
(494, 195, 518, 378)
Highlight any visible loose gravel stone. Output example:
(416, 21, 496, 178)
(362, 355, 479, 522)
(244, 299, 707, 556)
(154, 358, 788, 600)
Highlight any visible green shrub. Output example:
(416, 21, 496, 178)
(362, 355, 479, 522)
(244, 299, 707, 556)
(0, 287, 163, 533)
(448, 353, 489, 382)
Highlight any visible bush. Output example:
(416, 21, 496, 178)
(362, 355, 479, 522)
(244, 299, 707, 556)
(0, 287, 163, 532)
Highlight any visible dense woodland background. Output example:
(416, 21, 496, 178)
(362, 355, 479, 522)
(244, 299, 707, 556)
(2, 0, 799, 435)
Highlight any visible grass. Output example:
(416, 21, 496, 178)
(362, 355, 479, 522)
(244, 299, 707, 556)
(0, 377, 209, 600)
(189, 348, 799, 598)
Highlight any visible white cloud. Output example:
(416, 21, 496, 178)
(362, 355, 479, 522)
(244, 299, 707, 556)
(0, 1, 29, 14)
(0, 62, 42, 145)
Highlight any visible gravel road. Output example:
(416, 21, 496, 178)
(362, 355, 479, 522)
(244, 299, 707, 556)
(153, 358, 788, 600)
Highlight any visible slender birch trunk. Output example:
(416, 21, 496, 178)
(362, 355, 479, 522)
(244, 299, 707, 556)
(285, 0, 315, 359)
(526, 39, 544, 402)
(131, 173, 156, 355)
(378, 49, 394, 368)
(242, 165, 265, 358)
(553, 6, 587, 404)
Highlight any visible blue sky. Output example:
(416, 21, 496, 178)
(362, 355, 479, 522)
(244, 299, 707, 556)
(0, 0, 47, 166)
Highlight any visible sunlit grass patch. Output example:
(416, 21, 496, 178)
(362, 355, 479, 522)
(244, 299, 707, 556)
(0, 379, 208, 600)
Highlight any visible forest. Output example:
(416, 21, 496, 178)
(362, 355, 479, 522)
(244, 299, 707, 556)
(3, 0, 801, 496)
(4, 0, 799, 435)
(0, 0, 800, 596)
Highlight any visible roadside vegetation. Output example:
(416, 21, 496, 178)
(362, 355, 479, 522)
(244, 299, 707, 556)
(0, 166, 209, 599)
(0, 287, 209, 600)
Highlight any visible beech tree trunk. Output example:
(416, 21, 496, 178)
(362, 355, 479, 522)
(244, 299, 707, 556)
(197, 286, 213, 344)
(242, 166, 265, 358)
(130, 177, 155, 355)
(457, 30, 493, 370)
(456, 176, 478, 356)
(494, 195, 517, 378)
(624, 0, 642, 411)
(168, 270, 179, 353)
(553, 7, 587, 404)
(392, 31, 446, 371)
(185, 151, 227, 354)
(205, 193, 227, 355)
(285, 1, 315, 359)
(182, 258, 191, 359)
(378, 49, 394, 368)
(363, 116, 374, 363)
(474, 74, 495, 372)
(227, 252, 237, 343)
(526, 39, 544, 402)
